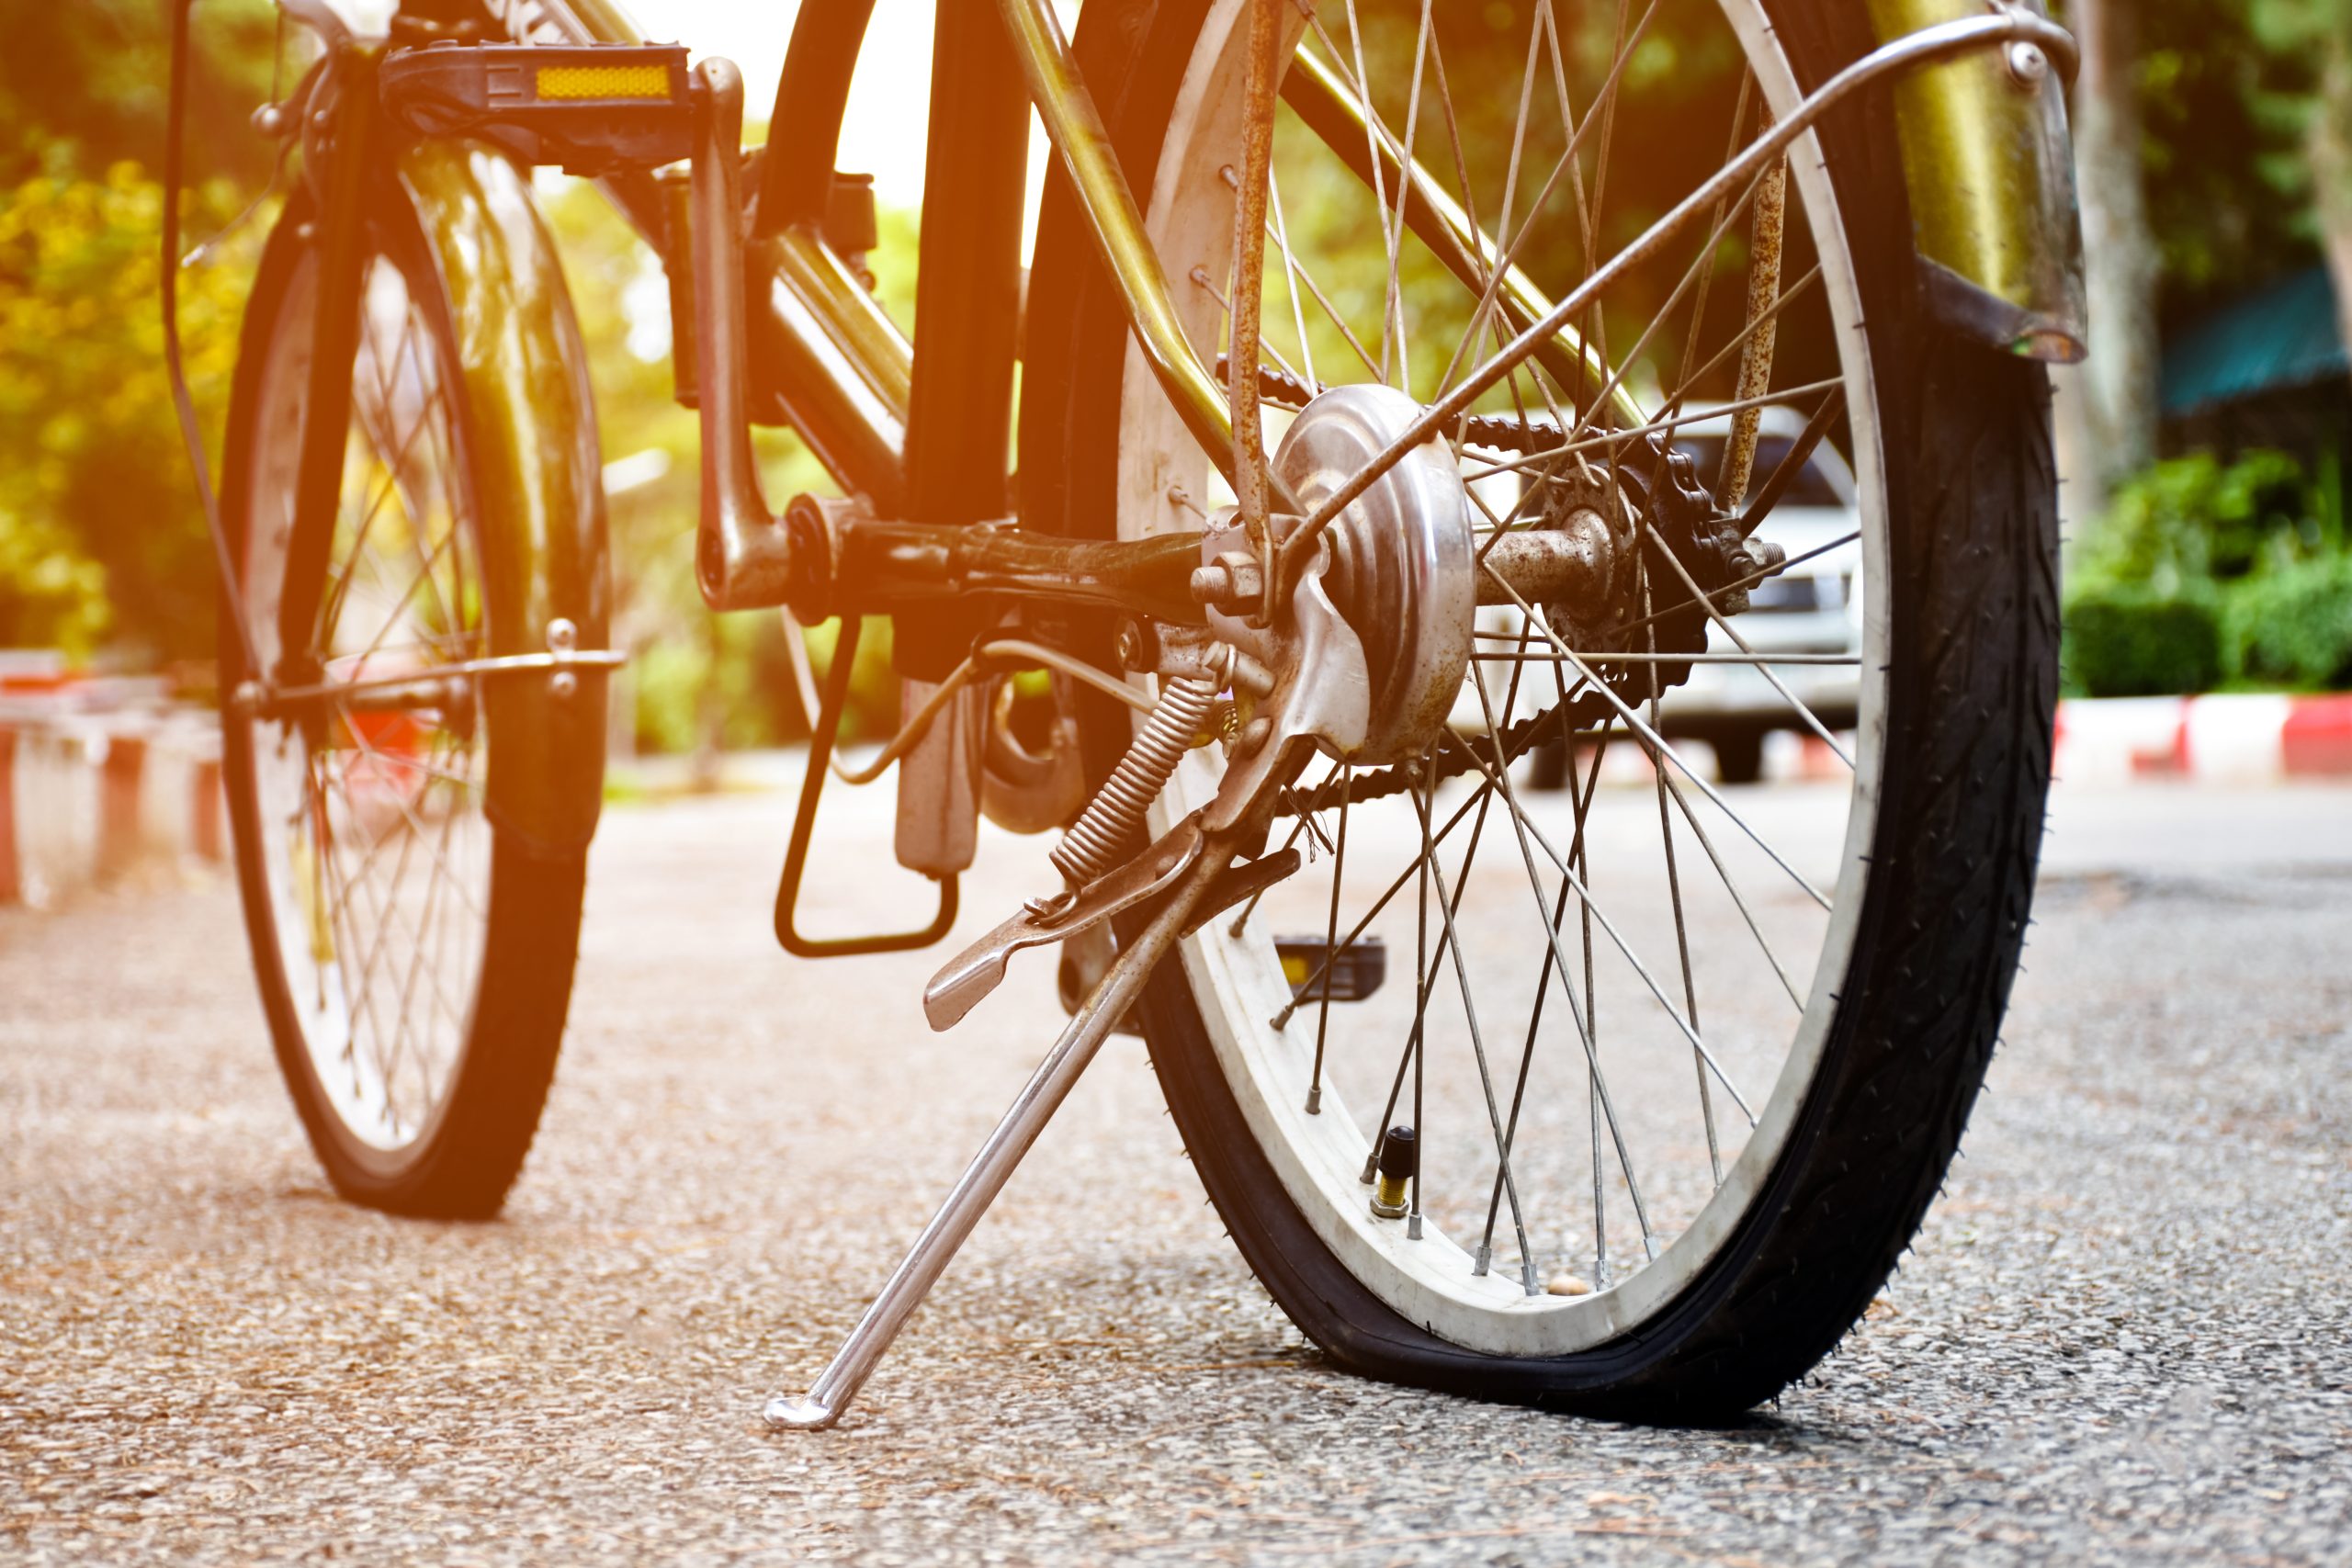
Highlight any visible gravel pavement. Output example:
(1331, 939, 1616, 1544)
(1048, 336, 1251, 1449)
(5, 774, 2349, 1565)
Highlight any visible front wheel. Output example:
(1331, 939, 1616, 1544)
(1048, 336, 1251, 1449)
(1023, 0, 2057, 1416)
(218, 181, 594, 1219)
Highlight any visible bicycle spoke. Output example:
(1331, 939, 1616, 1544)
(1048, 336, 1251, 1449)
(347, 297, 461, 649)
(1269, 760, 1523, 1031)
(1228, 758, 1343, 937)
(1446, 673, 1759, 1125)
(1546, 160, 1779, 463)
(1607, 526, 1860, 648)
(1473, 719, 1623, 1273)
(334, 724, 490, 795)
(1634, 507, 1855, 769)
(1363, 749, 1502, 1194)
(1189, 264, 1311, 389)
(1471, 650, 1860, 667)
(1483, 562, 1833, 910)
(1306, 766, 1351, 1115)
(1467, 650, 1679, 1259)
(1336, 0, 1396, 386)
(1458, 374, 1839, 483)
(342, 727, 492, 925)
(319, 749, 472, 1042)
(1655, 759, 1808, 1012)
(310, 756, 413, 1122)
(322, 379, 445, 648)
(1266, 162, 1317, 389)
(1410, 770, 1539, 1290)
(1639, 567, 1720, 1185)
(1374, 0, 1436, 393)
(339, 517, 462, 675)
(388, 745, 469, 1124)
(1422, 0, 1664, 408)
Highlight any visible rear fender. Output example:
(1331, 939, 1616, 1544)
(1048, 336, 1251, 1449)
(1867, 0, 2087, 362)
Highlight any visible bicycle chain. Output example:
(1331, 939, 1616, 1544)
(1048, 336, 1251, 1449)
(1284, 687, 1611, 815)
(1234, 362, 1589, 457)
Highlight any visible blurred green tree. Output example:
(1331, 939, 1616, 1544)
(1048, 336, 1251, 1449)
(0, 0, 279, 186)
(0, 0, 277, 661)
(2137, 0, 2338, 319)
(0, 164, 255, 660)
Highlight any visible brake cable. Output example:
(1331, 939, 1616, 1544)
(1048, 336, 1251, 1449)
(779, 614, 1155, 787)
(163, 0, 264, 679)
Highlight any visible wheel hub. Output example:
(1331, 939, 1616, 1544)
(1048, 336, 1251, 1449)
(1274, 384, 1476, 765)
(1522, 463, 1640, 652)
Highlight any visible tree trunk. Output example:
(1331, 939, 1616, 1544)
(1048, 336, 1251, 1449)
(2071, 0, 2163, 504)
(2052, 357, 2097, 569)
(2311, 27, 2352, 384)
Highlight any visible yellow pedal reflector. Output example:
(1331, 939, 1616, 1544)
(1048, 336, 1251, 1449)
(1274, 932, 1387, 1002)
(381, 42, 694, 174)
(536, 63, 671, 101)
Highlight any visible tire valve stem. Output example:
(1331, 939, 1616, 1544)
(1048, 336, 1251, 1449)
(1369, 1124, 1415, 1220)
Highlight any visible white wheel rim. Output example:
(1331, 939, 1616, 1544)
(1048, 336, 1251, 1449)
(238, 247, 492, 1156)
(1116, 0, 1892, 1356)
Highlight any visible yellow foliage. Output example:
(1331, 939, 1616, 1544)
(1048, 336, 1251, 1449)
(0, 164, 264, 659)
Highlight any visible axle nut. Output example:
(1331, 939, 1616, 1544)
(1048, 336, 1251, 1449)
(1189, 550, 1264, 612)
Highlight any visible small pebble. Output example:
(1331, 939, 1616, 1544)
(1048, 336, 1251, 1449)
(1545, 1272, 1591, 1296)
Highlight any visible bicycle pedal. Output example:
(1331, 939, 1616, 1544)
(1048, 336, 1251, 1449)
(1276, 934, 1386, 1003)
(380, 41, 694, 175)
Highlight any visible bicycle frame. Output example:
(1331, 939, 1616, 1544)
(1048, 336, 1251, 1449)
(274, 0, 2083, 680)
(488, 0, 2083, 522)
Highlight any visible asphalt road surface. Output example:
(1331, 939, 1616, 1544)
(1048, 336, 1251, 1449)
(6, 773, 2350, 1564)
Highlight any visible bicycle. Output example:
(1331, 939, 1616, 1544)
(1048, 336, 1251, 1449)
(166, 0, 2087, 1427)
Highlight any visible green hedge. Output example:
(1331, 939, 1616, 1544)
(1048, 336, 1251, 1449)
(2063, 583, 2223, 697)
(2067, 449, 2351, 697)
(2225, 557, 2352, 689)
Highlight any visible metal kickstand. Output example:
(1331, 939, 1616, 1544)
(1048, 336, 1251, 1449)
(761, 849, 1226, 1430)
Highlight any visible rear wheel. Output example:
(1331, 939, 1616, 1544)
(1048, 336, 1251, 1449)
(1023, 0, 2057, 1415)
(219, 187, 590, 1219)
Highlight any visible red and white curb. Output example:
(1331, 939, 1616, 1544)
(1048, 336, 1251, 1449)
(2054, 694, 2352, 785)
(1561, 694, 2352, 788)
(5, 672, 2346, 908)
(2, 676, 225, 911)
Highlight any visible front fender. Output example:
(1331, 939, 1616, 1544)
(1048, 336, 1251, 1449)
(396, 141, 611, 856)
(1867, 0, 2087, 362)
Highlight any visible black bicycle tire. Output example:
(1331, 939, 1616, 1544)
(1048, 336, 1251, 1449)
(218, 181, 589, 1221)
(1019, 0, 2059, 1416)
